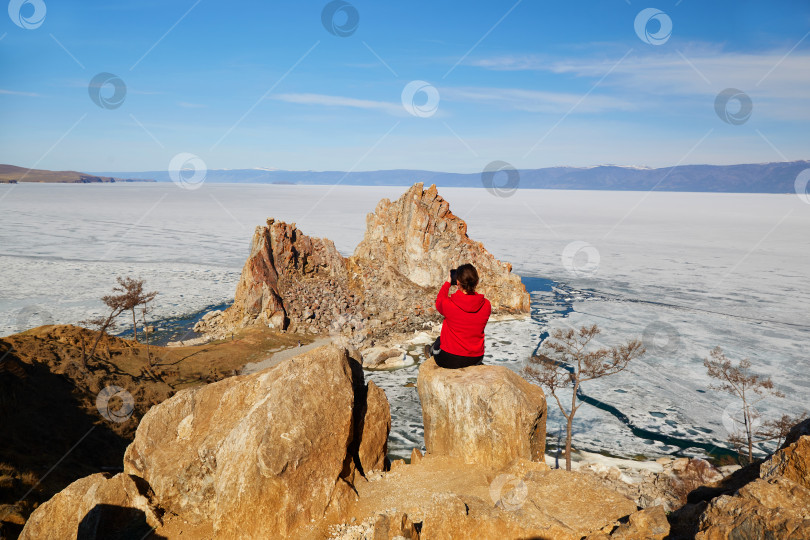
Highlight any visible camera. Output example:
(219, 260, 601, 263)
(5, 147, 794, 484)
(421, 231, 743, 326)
(450, 267, 458, 286)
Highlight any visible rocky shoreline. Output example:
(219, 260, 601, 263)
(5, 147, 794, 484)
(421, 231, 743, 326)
(18, 343, 810, 539)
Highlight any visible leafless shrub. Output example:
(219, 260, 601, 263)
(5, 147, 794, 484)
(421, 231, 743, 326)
(523, 324, 645, 471)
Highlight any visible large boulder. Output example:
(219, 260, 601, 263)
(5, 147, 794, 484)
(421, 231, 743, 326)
(695, 426, 810, 539)
(200, 183, 530, 345)
(22, 345, 391, 540)
(417, 358, 546, 468)
(19, 473, 161, 540)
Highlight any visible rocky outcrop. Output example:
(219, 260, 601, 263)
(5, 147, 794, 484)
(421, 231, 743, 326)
(197, 218, 360, 338)
(198, 183, 530, 347)
(760, 432, 810, 489)
(338, 454, 639, 540)
(695, 477, 810, 539)
(691, 427, 810, 539)
(21, 345, 391, 539)
(582, 456, 726, 513)
(354, 183, 530, 315)
(416, 358, 546, 468)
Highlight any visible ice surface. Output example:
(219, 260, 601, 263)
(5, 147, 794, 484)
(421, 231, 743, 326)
(1, 182, 808, 459)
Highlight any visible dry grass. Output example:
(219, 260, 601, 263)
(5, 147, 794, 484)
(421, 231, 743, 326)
(668, 459, 719, 505)
(19, 472, 38, 488)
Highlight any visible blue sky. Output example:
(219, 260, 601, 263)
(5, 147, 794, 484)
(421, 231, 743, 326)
(1, 0, 809, 173)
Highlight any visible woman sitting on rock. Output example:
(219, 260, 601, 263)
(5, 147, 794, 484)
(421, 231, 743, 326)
(425, 263, 492, 368)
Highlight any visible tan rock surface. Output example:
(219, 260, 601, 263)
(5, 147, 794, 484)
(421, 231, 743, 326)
(353, 183, 530, 315)
(208, 217, 355, 337)
(602, 506, 670, 539)
(696, 477, 810, 539)
(695, 431, 810, 539)
(20, 473, 160, 540)
(417, 357, 546, 468)
(357, 380, 391, 475)
(118, 345, 389, 539)
(342, 454, 638, 540)
(760, 434, 810, 489)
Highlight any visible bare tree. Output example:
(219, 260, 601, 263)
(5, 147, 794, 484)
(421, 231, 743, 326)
(80, 288, 129, 366)
(116, 277, 158, 343)
(141, 302, 154, 368)
(704, 347, 786, 464)
(762, 412, 809, 450)
(523, 324, 646, 471)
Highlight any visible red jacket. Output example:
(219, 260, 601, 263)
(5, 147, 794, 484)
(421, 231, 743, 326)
(435, 281, 491, 357)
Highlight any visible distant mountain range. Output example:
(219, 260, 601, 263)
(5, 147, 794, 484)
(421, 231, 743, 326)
(0, 164, 155, 184)
(91, 160, 809, 193)
(4, 161, 806, 192)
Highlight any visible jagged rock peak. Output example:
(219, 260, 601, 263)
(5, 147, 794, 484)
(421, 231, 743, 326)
(354, 182, 529, 312)
(199, 183, 530, 344)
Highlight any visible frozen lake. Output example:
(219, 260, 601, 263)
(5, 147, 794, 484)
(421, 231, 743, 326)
(1, 182, 808, 460)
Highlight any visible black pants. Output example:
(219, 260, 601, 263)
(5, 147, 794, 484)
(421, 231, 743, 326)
(430, 338, 484, 369)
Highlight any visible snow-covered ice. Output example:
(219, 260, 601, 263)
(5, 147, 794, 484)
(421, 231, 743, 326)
(1, 182, 808, 460)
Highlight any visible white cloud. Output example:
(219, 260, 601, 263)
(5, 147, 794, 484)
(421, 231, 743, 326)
(271, 93, 405, 116)
(468, 47, 810, 119)
(178, 101, 207, 108)
(0, 89, 40, 97)
(441, 86, 638, 114)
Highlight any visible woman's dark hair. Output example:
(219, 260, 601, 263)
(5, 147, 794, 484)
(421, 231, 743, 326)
(456, 263, 479, 294)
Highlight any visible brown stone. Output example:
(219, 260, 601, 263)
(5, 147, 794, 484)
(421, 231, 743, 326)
(348, 454, 637, 540)
(606, 506, 670, 539)
(357, 380, 391, 474)
(696, 477, 810, 539)
(417, 358, 546, 468)
(120, 345, 388, 538)
(19, 473, 160, 540)
(353, 183, 531, 315)
(695, 430, 810, 539)
(371, 511, 419, 540)
(761, 435, 810, 489)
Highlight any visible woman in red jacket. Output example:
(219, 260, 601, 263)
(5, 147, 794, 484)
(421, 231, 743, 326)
(425, 263, 492, 368)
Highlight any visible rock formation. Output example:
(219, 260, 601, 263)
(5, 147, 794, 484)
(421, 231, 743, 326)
(20, 345, 391, 539)
(353, 183, 529, 314)
(667, 418, 810, 539)
(417, 357, 546, 468)
(196, 183, 530, 349)
(19, 473, 161, 540)
(334, 455, 641, 539)
(25, 341, 810, 539)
